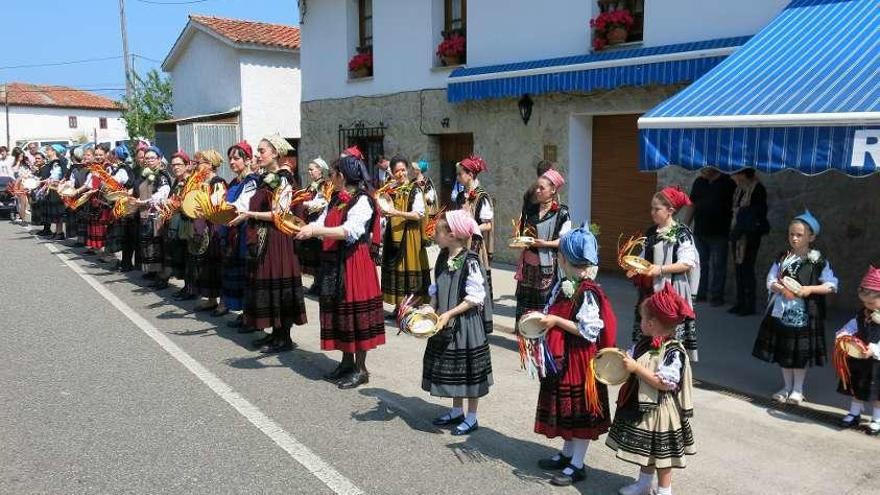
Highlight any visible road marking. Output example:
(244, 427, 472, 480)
(44, 243, 363, 495)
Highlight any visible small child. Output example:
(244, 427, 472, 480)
(836, 266, 880, 435)
(607, 283, 695, 495)
(422, 210, 493, 436)
(532, 226, 617, 487)
(752, 210, 838, 404)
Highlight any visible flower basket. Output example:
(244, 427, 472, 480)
(441, 54, 462, 66)
(606, 27, 628, 45)
(348, 51, 373, 78)
(590, 9, 635, 51)
(437, 33, 466, 66)
(350, 66, 371, 78)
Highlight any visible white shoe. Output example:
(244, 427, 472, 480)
(787, 391, 805, 405)
(772, 388, 790, 403)
(619, 482, 653, 495)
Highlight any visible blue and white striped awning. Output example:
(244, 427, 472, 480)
(639, 0, 880, 176)
(446, 37, 749, 103)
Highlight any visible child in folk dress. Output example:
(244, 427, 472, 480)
(607, 283, 696, 495)
(533, 227, 617, 487)
(752, 211, 838, 405)
(422, 210, 493, 436)
(836, 266, 880, 435)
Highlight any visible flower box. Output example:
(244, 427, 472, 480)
(590, 9, 635, 51)
(348, 51, 373, 78)
(437, 33, 466, 66)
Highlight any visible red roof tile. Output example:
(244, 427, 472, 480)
(1, 83, 121, 111)
(190, 15, 300, 50)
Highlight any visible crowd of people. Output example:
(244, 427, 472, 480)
(5, 136, 880, 494)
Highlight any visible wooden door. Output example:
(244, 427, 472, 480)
(438, 133, 473, 209)
(591, 114, 657, 272)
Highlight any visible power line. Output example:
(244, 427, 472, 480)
(0, 56, 123, 71)
(132, 54, 162, 63)
(136, 0, 211, 4)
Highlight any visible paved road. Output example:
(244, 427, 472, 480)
(2, 221, 878, 495)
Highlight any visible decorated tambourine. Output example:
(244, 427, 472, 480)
(592, 347, 631, 385)
(397, 303, 440, 338)
(508, 236, 535, 249)
(518, 311, 547, 340)
(781, 276, 803, 297)
(618, 235, 652, 274)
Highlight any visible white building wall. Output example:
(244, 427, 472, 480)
(239, 49, 302, 143)
(168, 30, 242, 118)
(1, 106, 127, 148)
(641, 0, 790, 46)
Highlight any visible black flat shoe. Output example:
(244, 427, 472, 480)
(538, 454, 572, 470)
(841, 414, 860, 428)
(338, 371, 369, 389)
(227, 317, 244, 328)
(237, 326, 259, 334)
(177, 293, 196, 301)
(549, 465, 586, 486)
(451, 419, 478, 436)
(142, 272, 157, 280)
(251, 334, 274, 348)
(83, 249, 95, 255)
(323, 363, 356, 382)
(211, 307, 229, 317)
(259, 340, 295, 354)
(195, 303, 219, 312)
(432, 413, 465, 427)
(150, 280, 170, 290)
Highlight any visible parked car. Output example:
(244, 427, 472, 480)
(0, 176, 16, 219)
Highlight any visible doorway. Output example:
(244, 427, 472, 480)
(438, 133, 473, 208)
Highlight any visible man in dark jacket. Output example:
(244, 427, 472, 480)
(729, 168, 769, 316)
(689, 168, 736, 306)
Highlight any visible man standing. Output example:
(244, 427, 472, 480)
(0, 147, 14, 177)
(729, 168, 768, 316)
(688, 168, 736, 306)
(373, 155, 390, 188)
(25, 142, 39, 166)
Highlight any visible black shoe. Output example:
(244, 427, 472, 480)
(37, 229, 52, 237)
(227, 317, 244, 328)
(259, 340, 295, 354)
(538, 454, 572, 470)
(237, 326, 259, 334)
(142, 272, 158, 280)
(83, 249, 95, 255)
(385, 312, 397, 322)
(727, 305, 743, 314)
(841, 414, 860, 428)
(211, 307, 229, 317)
(195, 303, 219, 313)
(451, 418, 479, 436)
(251, 333, 274, 348)
(119, 265, 134, 273)
(338, 371, 369, 389)
(432, 413, 465, 427)
(149, 280, 170, 290)
(323, 362, 356, 382)
(52, 233, 66, 240)
(306, 284, 320, 296)
(549, 465, 586, 486)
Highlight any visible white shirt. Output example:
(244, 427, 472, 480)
(112, 167, 129, 187)
(312, 195, 374, 245)
(766, 259, 838, 320)
(0, 157, 14, 177)
(232, 178, 258, 213)
(427, 257, 487, 306)
(543, 280, 604, 342)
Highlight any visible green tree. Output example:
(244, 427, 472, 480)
(121, 69, 172, 141)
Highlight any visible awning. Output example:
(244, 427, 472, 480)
(639, 0, 880, 176)
(446, 36, 749, 103)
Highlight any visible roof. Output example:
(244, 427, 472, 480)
(0, 83, 121, 111)
(163, 15, 300, 70)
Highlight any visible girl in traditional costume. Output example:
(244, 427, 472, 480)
(752, 211, 837, 405)
(453, 155, 495, 317)
(607, 283, 696, 495)
(300, 157, 330, 295)
(81, 145, 115, 260)
(231, 135, 307, 354)
(36, 145, 68, 239)
(837, 266, 880, 435)
(380, 156, 431, 309)
(187, 150, 228, 314)
(222, 142, 258, 329)
(410, 159, 438, 219)
(296, 155, 384, 389)
(629, 187, 700, 361)
(532, 226, 616, 486)
(514, 169, 571, 327)
(422, 210, 493, 436)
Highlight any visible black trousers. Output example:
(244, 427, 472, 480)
(120, 218, 140, 270)
(733, 235, 762, 311)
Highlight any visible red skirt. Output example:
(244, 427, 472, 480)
(318, 242, 385, 353)
(243, 225, 307, 330)
(86, 205, 113, 249)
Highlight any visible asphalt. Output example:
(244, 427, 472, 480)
(2, 221, 879, 495)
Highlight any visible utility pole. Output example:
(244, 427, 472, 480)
(4, 84, 10, 148)
(118, 0, 133, 101)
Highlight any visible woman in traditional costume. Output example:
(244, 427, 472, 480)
(104, 145, 137, 270)
(136, 146, 172, 285)
(380, 156, 431, 310)
(422, 210, 493, 436)
(163, 153, 193, 296)
(230, 135, 307, 354)
(81, 145, 114, 258)
(629, 187, 700, 362)
(410, 159, 438, 219)
(514, 169, 571, 328)
(452, 155, 495, 315)
(299, 156, 330, 296)
(533, 227, 616, 487)
(222, 142, 259, 330)
(187, 150, 228, 313)
(752, 211, 837, 405)
(607, 283, 696, 495)
(296, 155, 384, 389)
(64, 146, 91, 247)
(36, 145, 68, 239)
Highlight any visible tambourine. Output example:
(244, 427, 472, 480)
(205, 206, 237, 225)
(837, 335, 870, 359)
(21, 177, 39, 191)
(781, 276, 803, 296)
(620, 255, 653, 274)
(592, 348, 631, 385)
(376, 193, 393, 212)
(58, 184, 77, 197)
(72, 190, 96, 210)
(518, 311, 547, 340)
(508, 236, 535, 249)
(398, 305, 440, 338)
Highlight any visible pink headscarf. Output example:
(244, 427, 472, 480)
(860, 266, 880, 292)
(445, 210, 481, 240)
(542, 169, 565, 189)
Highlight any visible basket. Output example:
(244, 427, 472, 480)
(508, 236, 535, 249)
(621, 255, 652, 274)
(399, 305, 440, 338)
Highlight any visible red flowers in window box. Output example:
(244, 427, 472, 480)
(590, 9, 635, 51)
(348, 52, 373, 78)
(437, 33, 466, 66)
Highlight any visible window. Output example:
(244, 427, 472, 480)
(68, 116, 77, 128)
(598, 0, 644, 43)
(99, 117, 108, 129)
(444, 0, 466, 34)
(438, 0, 466, 66)
(339, 120, 386, 179)
(358, 0, 373, 51)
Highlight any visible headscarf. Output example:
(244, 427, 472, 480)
(542, 169, 565, 189)
(411, 160, 429, 172)
(559, 225, 598, 266)
(263, 134, 293, 156)
(135, 140, 150, 152)
(113, 144, 129, 162)
(794, 210, 821, 235)
(659, 186, 692, 210)
(146, 145, 164, 160)
(171, 150, 191, 164)
(50, 144, 66, 156)
(860, 266, 880, 292)
(310, 157, 329, 173)
(227, 141, 253, 160)
(343, 145, 364, 161)
(338, 155, 372, 191)
(645, 283, 695, 326)
(196, 149, 223, 169)
(457, 155, 487, 175)
(72, 146, 84, 161)
(445, 210, 481, 240)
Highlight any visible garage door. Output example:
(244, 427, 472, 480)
(591, 114, 657, 272)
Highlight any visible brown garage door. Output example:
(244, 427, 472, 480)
(591, 114, 657, 272)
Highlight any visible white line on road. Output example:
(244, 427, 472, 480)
(44, 243, 363, 495)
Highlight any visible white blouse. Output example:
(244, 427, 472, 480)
(766, 260, 838, 321)
(312, 195, 373, 245)
(835, 318, 880, 360)
(625, 344, 683, 391)
(543, 280, 604, 342)
(427, 258, 486, 306)
(112, 167, 129, 187)
(232, 178, 258, 213)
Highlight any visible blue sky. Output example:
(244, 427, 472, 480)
(0, 0, 298, 100)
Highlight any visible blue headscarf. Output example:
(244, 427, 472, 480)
(113, 144, 129, 161)
(338, 155, 373, 193)
(50, 144, 66, 155)
(559, 225, 599, 266)
(794, 210, 820, 236)
(416, 159, 429, 172)
(146, 145, 163, 160)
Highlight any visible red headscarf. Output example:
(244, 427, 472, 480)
(860, 266, 880, 292)
(171, 150, 191, 163)
(228, 141, 253, 160)
(542, 169, 565, 189)
(458, 155, 487, 175)
(445, 210, 481, 240)
(343, 145, 364, 161)
(659, 186, 692, 210)
(645, 283, 694, 326)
